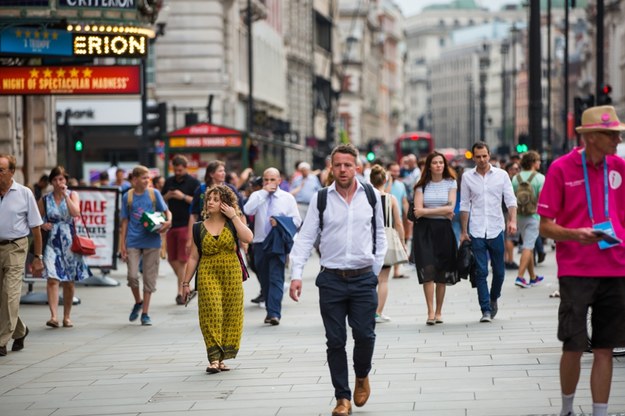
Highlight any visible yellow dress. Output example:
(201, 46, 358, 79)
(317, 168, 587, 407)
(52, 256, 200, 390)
(197, 223, 244, 362)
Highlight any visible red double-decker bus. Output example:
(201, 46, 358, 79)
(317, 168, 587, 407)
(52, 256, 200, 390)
(395, 131, 434, 162)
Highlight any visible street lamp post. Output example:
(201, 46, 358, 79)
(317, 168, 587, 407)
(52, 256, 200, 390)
(479, 44, 490, 142)
(500, 41, 509, 152)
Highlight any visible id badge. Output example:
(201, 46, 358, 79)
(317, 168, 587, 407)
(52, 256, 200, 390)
(593, 221, 621, 250)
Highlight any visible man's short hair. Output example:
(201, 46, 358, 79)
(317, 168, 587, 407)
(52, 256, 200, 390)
(471, 141, 490, 154)
(132, 165, 150, 178)
(331, 144, 358, 164)
(520, 150, 540, 171)
(297, 162, 311, 171)
(171, 155, 188, 168)
(0, 154, 16, 172)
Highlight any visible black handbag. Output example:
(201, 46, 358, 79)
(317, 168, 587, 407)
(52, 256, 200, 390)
(456, 240, 474, 280)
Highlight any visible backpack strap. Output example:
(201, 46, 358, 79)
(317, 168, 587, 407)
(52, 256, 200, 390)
(224, 217, 240, 251)
(317, 187, 329, 231)
(362, 183, 377, 255)
(526, 172, 537, 184)
(192, 221, 203, 291)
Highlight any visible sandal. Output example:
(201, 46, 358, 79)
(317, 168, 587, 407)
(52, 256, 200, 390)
(46, 319, 59, 328)
(219, 362, 230, 371)
(206, 361, 221, 374)
(63, 319, 73, 328)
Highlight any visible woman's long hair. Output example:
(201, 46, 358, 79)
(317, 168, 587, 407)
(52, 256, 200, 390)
(204, 160, 225, 187)
(414, 152, 456, 191)
(201, 184, 241, 220)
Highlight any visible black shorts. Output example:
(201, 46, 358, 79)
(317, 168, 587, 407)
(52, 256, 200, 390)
(558, 276, 625, 351)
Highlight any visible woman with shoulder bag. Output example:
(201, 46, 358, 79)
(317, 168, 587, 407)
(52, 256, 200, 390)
(412, 152, 459, 326)
(39, 166, 91, 328)
(370, 165, 406, 323)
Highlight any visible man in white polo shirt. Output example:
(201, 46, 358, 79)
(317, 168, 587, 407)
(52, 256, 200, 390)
(0, 154, 44, 356)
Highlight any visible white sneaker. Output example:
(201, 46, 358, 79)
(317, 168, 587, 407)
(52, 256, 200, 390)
(259, 301, 266, 309)
(375, 314, 391, 323)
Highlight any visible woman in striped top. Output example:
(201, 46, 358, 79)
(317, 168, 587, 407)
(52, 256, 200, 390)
(412, 152, 459, 325)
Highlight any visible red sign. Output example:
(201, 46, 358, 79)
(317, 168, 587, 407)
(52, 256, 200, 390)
(169, 136, 243, 148)
(168, 123, 243, 137)
(0, 65, 140, 95)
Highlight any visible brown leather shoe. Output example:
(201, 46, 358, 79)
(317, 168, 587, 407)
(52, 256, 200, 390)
(331, 398, 352, 416)
(353, 376, 370, 407)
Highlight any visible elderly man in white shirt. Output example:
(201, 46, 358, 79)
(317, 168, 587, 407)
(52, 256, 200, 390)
(460, 142, 517, 323)
(244, 167, 301, 326)
(289, 144, 387, 416)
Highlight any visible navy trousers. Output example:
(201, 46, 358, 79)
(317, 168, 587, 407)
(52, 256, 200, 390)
(253, 243, 286, 319)
(316, 269, 378, 400)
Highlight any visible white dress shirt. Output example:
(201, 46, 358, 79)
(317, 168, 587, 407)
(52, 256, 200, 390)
(244, 188, 301, 244)
(0, 180, 43, 239)
(459, 165, 517, 239)
(289, 181, 387, 280)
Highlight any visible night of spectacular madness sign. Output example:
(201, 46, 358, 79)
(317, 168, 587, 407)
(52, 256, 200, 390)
(0, 65, 141, 95)
(73, 33, 147, 57)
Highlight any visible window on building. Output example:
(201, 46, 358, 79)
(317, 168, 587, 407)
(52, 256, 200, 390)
(316, 12, 332, 52)
(315, 77, 331, 111)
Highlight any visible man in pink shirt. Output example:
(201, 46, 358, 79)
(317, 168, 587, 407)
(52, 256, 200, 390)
(538, 105, 625, 416)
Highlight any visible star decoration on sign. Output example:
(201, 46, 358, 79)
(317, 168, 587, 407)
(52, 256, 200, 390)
(34, 31, 40, 39)
(70, 68, 79, 77)
(24, 31, 31, 38)
(51, 32, 58, 40)
(56, 69, 66, 78)
(43, 68, 52, 78)
(82, 68, 93, 78)
(29, 69, 39, 78)
(43, 31, 49, 39)
(15, 29, 22, 38)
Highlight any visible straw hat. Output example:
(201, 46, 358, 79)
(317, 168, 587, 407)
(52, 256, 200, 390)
(576, 105, 625, 133)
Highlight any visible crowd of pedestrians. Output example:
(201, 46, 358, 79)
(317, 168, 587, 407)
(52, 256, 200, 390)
(2, 104, 625, 416)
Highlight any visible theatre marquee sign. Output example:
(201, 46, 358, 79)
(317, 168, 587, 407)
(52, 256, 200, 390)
(58, 0, 136, 9)
(0, 65, 140, 95)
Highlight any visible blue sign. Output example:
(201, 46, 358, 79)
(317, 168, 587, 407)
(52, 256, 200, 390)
(0, 28, 72, 56)
(0, 1, 49, 5)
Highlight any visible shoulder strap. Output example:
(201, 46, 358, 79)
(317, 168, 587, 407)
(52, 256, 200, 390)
(192, 222, 202, 260)
(363, 183, 377, 255)
(384, 194, 392, 228)
(527, 172, 537, 184)
(148, 188, 156, 211)
(317, 187, 328, 231)
(127, 189, 134, 211)
(225, 218, 240, 250)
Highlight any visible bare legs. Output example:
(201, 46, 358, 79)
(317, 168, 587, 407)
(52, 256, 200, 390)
(131, 286, 151, 315)
(376, 267, 391, 316)
(423, 281, 446, 320)
(168, 259, 186, 297)
(517, 248, 535, 280)
(560, 349, 613, 409)
(47, 279, 75, 326)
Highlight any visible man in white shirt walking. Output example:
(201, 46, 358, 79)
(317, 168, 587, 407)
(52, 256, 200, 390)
(244, 168, 301, 326)
(289, 144, 387, 416)
(460, 142, 517, 323)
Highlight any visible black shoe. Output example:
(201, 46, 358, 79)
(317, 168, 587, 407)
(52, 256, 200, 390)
(11, 327, 29, 351)
(0, 345, 6, 356)
(269, 317, 280, 326)
(175, 295, 185, 305)
(504, 262, 519, 270)
(490, 300, 498, 319)
(537, 252, 546, 264)
(251, 293, 264, 304)
(264, 316, 271, 324)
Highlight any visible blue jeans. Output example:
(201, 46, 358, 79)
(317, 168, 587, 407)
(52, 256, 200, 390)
(471, 232, 505, 313)
(316, 269, 378, 400)
(253, 243, 286, 319)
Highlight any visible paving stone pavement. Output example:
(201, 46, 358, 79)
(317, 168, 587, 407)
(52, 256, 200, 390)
(0, 248, 624, 416)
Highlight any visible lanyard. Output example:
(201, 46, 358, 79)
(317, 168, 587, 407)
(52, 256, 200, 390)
(581, 150, 609, 223)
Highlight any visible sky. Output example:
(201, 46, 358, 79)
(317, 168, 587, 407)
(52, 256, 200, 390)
(394, 0, 521, 17)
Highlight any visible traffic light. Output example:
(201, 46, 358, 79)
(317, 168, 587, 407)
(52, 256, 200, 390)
(574, 94, 595, 130)
(598, 84, 612, 105)
(516, 134, 529, 153)
(73, 130, 84, 153)
(145, 102, 167, 142)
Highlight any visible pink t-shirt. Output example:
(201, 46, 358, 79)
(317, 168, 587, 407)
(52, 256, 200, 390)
(537, 148, 625, 278)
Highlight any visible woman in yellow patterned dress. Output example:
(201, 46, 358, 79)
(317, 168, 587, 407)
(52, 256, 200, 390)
(181, 185, 253, 373)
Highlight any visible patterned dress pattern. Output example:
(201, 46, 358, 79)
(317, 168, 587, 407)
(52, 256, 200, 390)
(197, 222, 244, 362)
(42, 192, 91, 282)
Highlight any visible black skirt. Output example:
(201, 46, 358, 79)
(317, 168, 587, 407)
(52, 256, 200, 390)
(412, 218, 459, 285)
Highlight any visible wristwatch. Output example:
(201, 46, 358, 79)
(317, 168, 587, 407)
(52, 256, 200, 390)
(34, 254, 43, 260)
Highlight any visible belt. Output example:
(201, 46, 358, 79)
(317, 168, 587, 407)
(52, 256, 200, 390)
(0, 236, 27, 245)
(322, 266, 373, 278)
